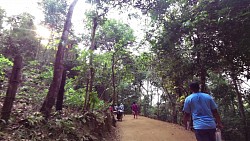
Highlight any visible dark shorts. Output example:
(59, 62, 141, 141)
(194, 129, 216, 141)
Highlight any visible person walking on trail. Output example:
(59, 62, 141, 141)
(131, 102, 139, 119)
(183, 82, 223, 141)
(119, 103, 125, 116)
(119, 103, 124, 112)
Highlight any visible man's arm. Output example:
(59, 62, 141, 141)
(212, 109, 223, 129)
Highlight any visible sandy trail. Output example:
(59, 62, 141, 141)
(117, 115, 196, 141)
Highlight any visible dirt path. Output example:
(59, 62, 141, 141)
(117, 115, 196, 141)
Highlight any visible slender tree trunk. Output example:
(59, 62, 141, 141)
(40, 0, 78, 118)
(231, 95, 236, 114)
(150, 83, 154, 106)
(157, 88, 160, 119)
(146, 80, 149, 116)
(84, 17, 98, 111)
(172, 103, 177, 123)
(1, 55, 22, 122)
(84, 78, 89, 110)
(231, 73, 248, 141)
(56, 69, 67, 111)
(112, 54, 116, 105)
(138, 84, 142, 112)
(200, 64, 206, 92)
(163, 85, 177, 123)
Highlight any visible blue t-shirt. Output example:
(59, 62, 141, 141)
(183, 92, 217, 129)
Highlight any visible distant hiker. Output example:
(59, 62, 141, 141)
(183, 82, 223, 141)
(116, 103, 124, 121)
(109, 104, 113, 113)
(114, 104, 118, 111)
(120, 103, 125, 116)
(119, 103, 124, 112)
(131, 102, 139, 119)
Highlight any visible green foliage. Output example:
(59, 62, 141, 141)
(64, 78, 85, 107)
(63, 75, 106, 110)
(18, 60, 51, 107)
(90, 91, 106, 110)
(207, 72, 248, 141)
(96, 19, 135, 50)
(0, 54, 13, 80)
(65, 88, 85, 107)
(22, 60, 53, 86)
(24, 112, 45, 127)
(222, 116, 248, 141)
(38, 0, 68, 30)
(54, 118, 75, 133)
(90, 91, 98, 105)
(74, 49, 89, 73)
(1, 12, 40, 60)
(177, 95, 186, 103)
(38, 66, 54, 84)
(8, 110, 113, 141)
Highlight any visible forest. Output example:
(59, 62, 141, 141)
(0, 0, 250, 141)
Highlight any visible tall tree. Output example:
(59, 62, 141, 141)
(96, 19, 135, 105)
(83, 10, 107, 110)
(40, 0, 78, 118)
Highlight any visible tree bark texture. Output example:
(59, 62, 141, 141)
(56, 69, 67, 111)
(40, 0, 78, 118)
(1, 55, 22, 122)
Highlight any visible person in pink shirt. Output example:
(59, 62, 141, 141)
(131, 102, 139, 119)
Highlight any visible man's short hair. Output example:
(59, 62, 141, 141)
(189, 82, 200, 91)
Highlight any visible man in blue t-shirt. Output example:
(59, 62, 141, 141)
(183, 82, 223, 141)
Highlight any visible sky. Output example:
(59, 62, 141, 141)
(0, 0, 43, 22)
(0, 0, 149, 40)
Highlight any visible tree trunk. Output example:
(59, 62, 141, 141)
(112, 54, 116, 105)
(172, 103, 177, 123)
(163, 86, 177, 123)
(150, 83, 153, 106)
(40, 0, 78, 118)
(1, 55, 22, 122)
(157, 88, 160, 119)
(84, 17, 98, 111)
(200, 64, 206, 92)
(56, 69, 67, 111)
(146, 80, 149, 116)
(84, 78, 89, 110)
(231, 73, 248, 141)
